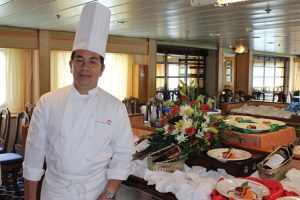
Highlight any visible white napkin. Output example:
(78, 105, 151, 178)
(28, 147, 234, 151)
(285, 168, 300, 183)
(130, 158, 148, 179)
(281, 168, 300, 194)
(144, 167, 233, 200)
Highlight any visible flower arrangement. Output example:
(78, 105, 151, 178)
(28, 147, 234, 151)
(136, 81, 227, 159)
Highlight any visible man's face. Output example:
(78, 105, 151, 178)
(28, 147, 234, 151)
(70, 49, 104, 94)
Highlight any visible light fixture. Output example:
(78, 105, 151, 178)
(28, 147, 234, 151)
(215, 0, 249, 7)
(234, 45, 245, 53)
(190, 0, 250, 7)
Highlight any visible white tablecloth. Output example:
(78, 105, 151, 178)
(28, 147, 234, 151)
(130, 159, 300, 200)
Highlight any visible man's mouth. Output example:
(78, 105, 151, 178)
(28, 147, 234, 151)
(78, 74, 91, 78)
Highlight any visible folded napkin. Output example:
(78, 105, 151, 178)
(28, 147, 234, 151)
(130, 158, 148, 179)
(144, 167, 233, 200)
(211, 177, 299, 200)
(281, 168, 300, 194)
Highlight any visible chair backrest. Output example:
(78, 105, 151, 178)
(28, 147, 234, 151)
(13, 111, 29, 154)
(222, 89, 233, 96)
(273, 91, 287, 103)
(252, 91, 265, 101)
(0, 108, 11, 153)
(242, 94, 254, 101)
(122, 96, 140, 114)
(290, 90, 300, 103)
(25, 103, 36, 121)
(146, 97, 163, 125)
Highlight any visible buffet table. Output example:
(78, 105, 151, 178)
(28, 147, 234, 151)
(222, 126, 297, 153)
(125, 157, 300, 200)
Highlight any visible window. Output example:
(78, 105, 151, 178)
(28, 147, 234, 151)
(0, 49, 6, 106)
(253, 55, 288, 101)
(0, 48, 38, 113)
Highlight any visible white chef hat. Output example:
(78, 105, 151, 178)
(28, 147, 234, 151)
(72, 2, 111, 57)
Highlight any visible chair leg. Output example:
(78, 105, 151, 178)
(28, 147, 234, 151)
(1, 170, 9, 189)
(11, 169, 21, 195)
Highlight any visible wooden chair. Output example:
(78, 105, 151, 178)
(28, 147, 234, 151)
(242, 94, 254, 101)
(235, 90, 246, 101)
(146, 97, 163, 126)
(25, 103, 36, 121)
(122, 96, 140, 114)
(0, 108, 11, 153)
(0, 111, 29, 194)
(252, 91, 265, 101)
(222, 88, 233, 96)
(273, 91, 287, 103)
(219, 93, 233, 103)
(290, 90, 300, 103)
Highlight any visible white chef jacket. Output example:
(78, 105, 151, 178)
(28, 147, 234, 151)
(23, 85, 134, 200)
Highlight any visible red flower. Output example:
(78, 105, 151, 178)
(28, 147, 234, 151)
(185, 127, 196, 137)
(167, 125, 173, 133)
(189, 100, 197, 105)
(200, 104, 211, 112)
(180, 96, 188, 101)
(160, 116, 169, 126)
(204, 132, 211, 140)
(171, 106, 180, 116)
(189, 139, 199, 147)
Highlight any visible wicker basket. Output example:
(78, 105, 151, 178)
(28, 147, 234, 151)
(257, 147, 294, 181)
(147, 145, 188, 172)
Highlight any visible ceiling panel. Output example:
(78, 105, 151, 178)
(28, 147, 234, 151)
(0, 0, 300, 55)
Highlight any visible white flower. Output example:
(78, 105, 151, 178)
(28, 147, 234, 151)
(179, 105, 194, 118)
(176, 133, 188, 143)
(201, 121, 208, 128)
(196, 129, 204, 138)
(183, 118, 193, 129)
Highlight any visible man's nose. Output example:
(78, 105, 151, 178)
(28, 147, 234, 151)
(81, 60, 90, 69)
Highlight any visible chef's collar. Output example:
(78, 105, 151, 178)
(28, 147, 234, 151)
(71, 85, 99, 98)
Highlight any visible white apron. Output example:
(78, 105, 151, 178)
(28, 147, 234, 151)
(41, 168, 106, 200)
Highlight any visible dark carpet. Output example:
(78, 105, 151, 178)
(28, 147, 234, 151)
(0, 170, 24, 200)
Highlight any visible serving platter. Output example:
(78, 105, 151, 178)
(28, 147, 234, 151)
(256, 118, 286, 127)
(207, 148, 252, 163)
(232, 122, 271, 133)
(215, 178, 270, 199)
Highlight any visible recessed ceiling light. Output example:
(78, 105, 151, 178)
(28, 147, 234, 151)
(209, 33, 220, 37)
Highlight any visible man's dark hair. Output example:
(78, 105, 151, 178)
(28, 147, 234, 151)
(70, 50, 104, 66)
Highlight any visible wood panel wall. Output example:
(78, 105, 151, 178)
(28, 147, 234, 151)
(235, 52, 250, 94)
(0, 25, 153, 100)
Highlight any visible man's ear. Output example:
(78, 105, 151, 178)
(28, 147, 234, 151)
(101, 64, 105, 72)
(69, 60, 73, 73)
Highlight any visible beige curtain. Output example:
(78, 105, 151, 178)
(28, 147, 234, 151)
(99, 53, 134, 100)
(50, 51, 72, 90)
(5, 48, 39, 113)
(294, 62, 300, 91)
(0, 49, 6, 107)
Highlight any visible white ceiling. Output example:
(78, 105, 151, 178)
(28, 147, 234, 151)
(1, 0, 300, 55)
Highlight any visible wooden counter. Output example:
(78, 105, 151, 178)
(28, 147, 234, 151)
(222, 126, 297, 153)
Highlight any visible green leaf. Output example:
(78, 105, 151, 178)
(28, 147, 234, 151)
(167, 115, 182, 124)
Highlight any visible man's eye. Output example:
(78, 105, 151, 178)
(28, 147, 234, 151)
(76, 59, 83, 63)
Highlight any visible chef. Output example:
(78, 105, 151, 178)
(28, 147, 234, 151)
(23, 2, 134, 200)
